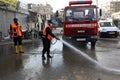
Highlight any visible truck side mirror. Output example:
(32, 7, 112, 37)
(55, 10, 59, 17)
(99, 9, 102, 16)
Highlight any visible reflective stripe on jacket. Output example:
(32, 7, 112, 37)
(43, 24, 52, 40)
(11, 22, 22, 37)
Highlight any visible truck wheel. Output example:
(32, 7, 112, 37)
(114, 35, 118, 38)
(91, 42, 96, 48)
(62, 35, 71, 41)
(99, 32, 102, 38)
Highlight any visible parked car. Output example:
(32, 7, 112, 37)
(98, 20, 119, 38)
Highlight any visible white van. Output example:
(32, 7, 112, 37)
(98, 20, 119, 38)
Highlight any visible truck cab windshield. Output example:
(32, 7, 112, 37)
(65, 8, 97, 22)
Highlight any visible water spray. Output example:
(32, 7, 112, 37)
(61, 39, 120, 75)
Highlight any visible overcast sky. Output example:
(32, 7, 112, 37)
(19, 0, 112, 12)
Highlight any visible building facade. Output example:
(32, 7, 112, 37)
(28, 3, 53, 31)
(28, 3, 53, 20)
(105, 1, 120, 13)
(102, 0, 120, 19)
(0, 1, 53, 40)
(0, 1, 29, 40)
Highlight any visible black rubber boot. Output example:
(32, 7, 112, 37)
(47, 50, 52, 58)
(42, 56, 46, 60)
(47, 55, 52, 58)
(42, 50, 46, 60)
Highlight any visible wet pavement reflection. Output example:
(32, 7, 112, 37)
(0, 37, 120, 80)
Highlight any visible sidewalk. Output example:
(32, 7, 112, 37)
(0, 39, 39, 46)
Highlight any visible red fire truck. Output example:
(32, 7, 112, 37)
(63, 0, 99, 47)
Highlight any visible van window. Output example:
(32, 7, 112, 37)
(100, 22, 115, 27)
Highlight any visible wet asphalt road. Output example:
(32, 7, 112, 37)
(0, 35, 120, 80)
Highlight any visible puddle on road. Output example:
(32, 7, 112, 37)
(1, 38, 120, 79)
(0, 53, 64, 79)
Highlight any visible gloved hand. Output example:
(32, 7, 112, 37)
(55, 37, 60, 40)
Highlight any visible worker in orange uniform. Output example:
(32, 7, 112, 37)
(10, 18, 24, 54)
(42, 20, 60, 60)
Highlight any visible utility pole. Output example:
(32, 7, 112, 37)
(96, 0, 98, 7)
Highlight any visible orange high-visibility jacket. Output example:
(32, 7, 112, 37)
(10, 22, 22, 37)
(43, 24, 52, 40)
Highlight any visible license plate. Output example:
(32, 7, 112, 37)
(109, 32, 115, 34)
(78, 30, 85, 33)
(76, 38, 86, 41)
